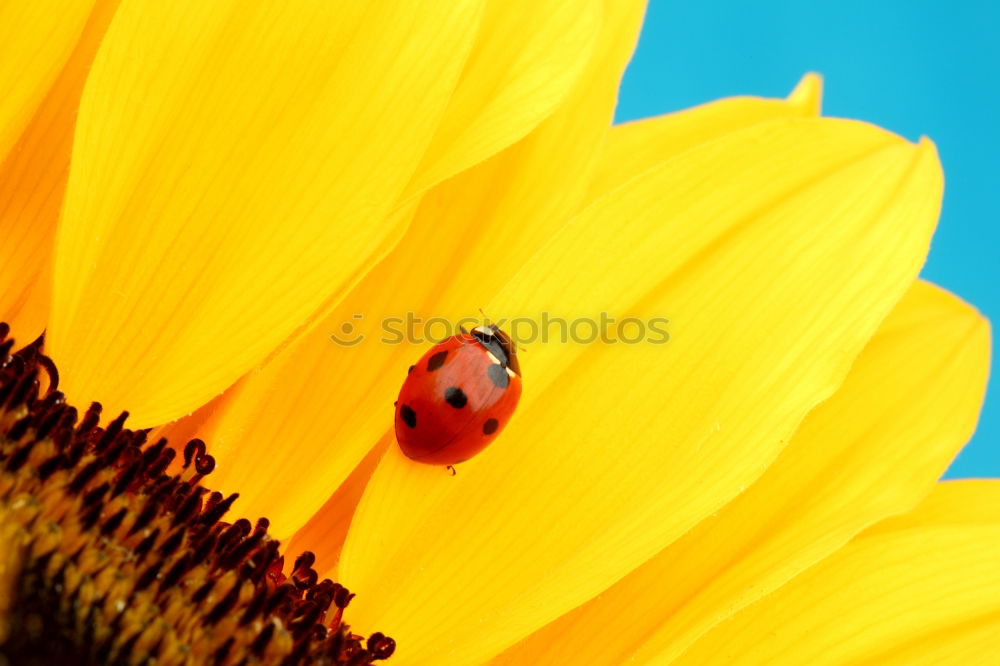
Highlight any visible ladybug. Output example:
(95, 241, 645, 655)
(394, 325, 522, 466)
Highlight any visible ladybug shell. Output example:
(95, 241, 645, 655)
(395, 331, 522, 465)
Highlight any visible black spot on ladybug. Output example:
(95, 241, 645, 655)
(444, 387, 467, 409)
(487, 363, 509, 390)
(483, 418, 499, 435)
(400, 404, 417, 428)
(427, 350, 448, 372)
(407, 364, 415, 374)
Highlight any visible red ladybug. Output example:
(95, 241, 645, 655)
(394, 325, 522, 466)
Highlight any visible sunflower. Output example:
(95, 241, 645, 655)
(1, 1, 996, 665)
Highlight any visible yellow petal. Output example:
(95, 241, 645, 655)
(193, 0, 646, 537)
(0, 0, 95, 162)
(587, 72, 823, 199)
(46, 1, 485, 427)
(676, 482, 1000, 665)
(863, 480, 1000, 535)
(495, 280, 990, 665)
(0, 0, 118, 342)
(404, 0, 603, 197)
(785, 71, 823, 114)
(338, 119, 943, 664)
(286, 435, 391, 570)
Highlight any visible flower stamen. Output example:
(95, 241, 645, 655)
(0, 327, 394, 665)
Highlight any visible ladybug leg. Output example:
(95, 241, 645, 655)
(446, 465, 457, 476)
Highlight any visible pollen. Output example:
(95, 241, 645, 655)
(0, 324, 394, 665)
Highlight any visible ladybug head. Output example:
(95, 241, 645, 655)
(471, 325, 521, 377)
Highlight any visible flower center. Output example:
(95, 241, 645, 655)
(0, 324, 394, 664)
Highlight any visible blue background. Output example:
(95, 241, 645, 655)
(615, 0, 998, 478)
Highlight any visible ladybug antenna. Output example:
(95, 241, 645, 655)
(478, 307, 491, 327)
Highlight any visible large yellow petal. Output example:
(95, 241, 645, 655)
(47, 0, 484, 426)
(404, 0, 603, 197)
(285, 434, 391, 570)
(494, 280, 989, 665)
(862, 480, 1000, 535)
(190, 0, 646, 537)
(676, 482, 1000, 665)
(0, 0, 95, 162)
(587, 73, 822, 199)
(338, 118, 943, 664)
(0, 0, 119, 342)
